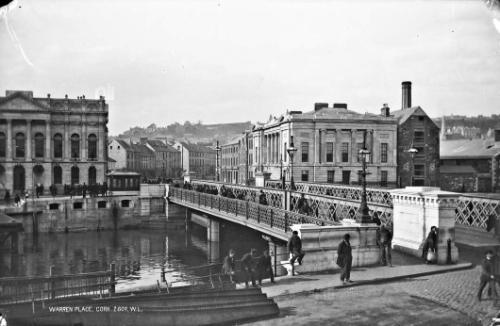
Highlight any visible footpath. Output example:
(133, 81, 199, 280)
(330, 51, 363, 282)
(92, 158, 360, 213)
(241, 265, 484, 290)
(255, 251, 473, 298)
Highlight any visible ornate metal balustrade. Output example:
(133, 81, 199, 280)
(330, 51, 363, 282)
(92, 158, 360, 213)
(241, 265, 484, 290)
(266, 180, 393, 208)
(169, 187, 335, 235)
(190, 180, 284, 209)
(455, 195, 500, 229)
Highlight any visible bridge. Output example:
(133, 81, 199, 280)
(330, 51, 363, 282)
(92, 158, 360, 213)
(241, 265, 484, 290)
(170, 179, 500, 245)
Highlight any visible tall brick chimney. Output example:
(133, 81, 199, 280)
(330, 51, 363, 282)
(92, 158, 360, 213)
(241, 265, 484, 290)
(402, 81, 412, 109)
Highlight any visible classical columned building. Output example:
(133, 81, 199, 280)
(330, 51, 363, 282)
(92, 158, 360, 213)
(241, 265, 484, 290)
(250, 103, 399, 187)
(0, 90, 109, 195)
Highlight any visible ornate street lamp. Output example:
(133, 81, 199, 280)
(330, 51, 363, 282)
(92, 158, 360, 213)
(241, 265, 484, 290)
(286, 136, 297, 191)
(356, 146, 372, 224)
(407, 145, 418, 186)
(215, 141, 221, 182)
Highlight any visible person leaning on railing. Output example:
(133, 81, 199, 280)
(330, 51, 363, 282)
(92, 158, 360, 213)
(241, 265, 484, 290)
(222, 249, 237, 284)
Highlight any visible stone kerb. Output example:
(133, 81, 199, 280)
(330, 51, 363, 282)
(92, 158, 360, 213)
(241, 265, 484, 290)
(288, 223, 379, 273)
(390, 187, 459, 264)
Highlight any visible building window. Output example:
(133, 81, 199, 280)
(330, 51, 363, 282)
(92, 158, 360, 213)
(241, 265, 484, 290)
(71, 134, 80, 158)
(71, 166, 79, 185)
(301, 142, 309, 162)
(73, 202, 83, 209)
(326, 142, 334, 162)
(121, 200, 130, 208)
(414, 164, 425, 177)
(341, 143, 349, 162)
(355, 143, 363, 162)
(49, 203, 60, 210)
(88, 134, 97, 160)
(97, 201, 107, 209)
(381, 143, 388, 163)
(342, 170, 351, 185)
(413, 130, 425, 144)
(301, 170, 309, 182)
(88, 166, 97, 185)
(0, 132, 5, 157)
(327, 170, 335, 183)
(283, 142, 287, 162)
(53, 166, 62, 184)
(15, 132, 25, 158)
(34, 133, 44, 158)
(381, 170, 388, 187)
(54, 133, 63, 158)
(357, 170, 363, 185)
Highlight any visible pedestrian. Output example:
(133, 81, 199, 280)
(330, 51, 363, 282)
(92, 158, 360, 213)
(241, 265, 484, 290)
(4, 190, 10, 204)
(478, 250, 497, 301)
(0, 312, 7, 326)
(259, 190, 268, 206)
(376, 223, 393, 266)
(82, 183, 87, 198)
(337, 233, 353, 285)
(297, 193, 311, 215)
(422, 226, 438, 264)
(287, 230, 305, 276)
(258, 249, 275, 285)
(222, 249, 236, 283)
(241, 248, 259, 288)
(14, 194, 20, 207)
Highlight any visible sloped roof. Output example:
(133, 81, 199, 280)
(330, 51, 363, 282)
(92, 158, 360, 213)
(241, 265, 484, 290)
(107, 157, 117, 162)
(392, 106, 440, 129)
(131, 143, 155, 156)
(440, 165, 477, 174)
(114, 139, 131, 150)
(180, 142, 215, 153)
(440, 138, 500, 159)
(146, 140, 179, 153)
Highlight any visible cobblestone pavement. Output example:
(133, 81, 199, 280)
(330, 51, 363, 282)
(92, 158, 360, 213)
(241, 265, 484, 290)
(391, 266, 500, 326)
(245, 284, 479, 326)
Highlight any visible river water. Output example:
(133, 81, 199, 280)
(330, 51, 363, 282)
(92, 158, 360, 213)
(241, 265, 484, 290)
(0, 211, 268, 292)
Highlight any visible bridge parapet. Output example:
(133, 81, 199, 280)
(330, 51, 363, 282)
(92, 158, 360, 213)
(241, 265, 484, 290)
(455, 195, 500, 230)
(266, 180, 394, 207)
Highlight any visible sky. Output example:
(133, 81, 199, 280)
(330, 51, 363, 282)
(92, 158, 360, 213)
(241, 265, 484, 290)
(1, 0, 500, 135)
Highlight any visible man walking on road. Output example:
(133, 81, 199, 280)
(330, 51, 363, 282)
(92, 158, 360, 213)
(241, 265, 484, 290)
(337, 233, 353, 285)
(288, 230, 305, 276)
(478, 250, 497, 301)
(241, 248, 259, 288)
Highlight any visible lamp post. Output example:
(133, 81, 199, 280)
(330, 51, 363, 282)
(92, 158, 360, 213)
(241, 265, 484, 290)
(286, 136, 297, 191)
(215, 141, 221, 182)
(407, 145, 418, 186)
(356, 147, 372, 224)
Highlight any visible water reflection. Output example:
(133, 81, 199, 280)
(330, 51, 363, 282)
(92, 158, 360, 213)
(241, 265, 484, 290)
(0, 217, 268, 292)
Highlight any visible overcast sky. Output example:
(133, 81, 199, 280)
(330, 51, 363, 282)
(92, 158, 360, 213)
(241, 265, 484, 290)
(1, 0, 499, 135)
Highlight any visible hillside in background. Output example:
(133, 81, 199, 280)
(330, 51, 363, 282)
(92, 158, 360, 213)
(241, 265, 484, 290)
(116, 121, 252, 144)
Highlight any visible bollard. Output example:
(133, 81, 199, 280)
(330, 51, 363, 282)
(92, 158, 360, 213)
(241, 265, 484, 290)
(110, 263, 116, 296)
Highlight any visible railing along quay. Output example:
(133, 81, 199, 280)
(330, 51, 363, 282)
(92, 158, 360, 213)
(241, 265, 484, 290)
(0, 264, 116, 305)
(455, 194, 500, 230)
(169, 187, 335, 234)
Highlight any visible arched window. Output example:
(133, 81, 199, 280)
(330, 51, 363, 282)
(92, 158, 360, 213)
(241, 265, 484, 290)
(15, 132, 25, 158)
(53, 166, 62, 184)
(88, 134, 97, 160)
(71, 166, 79, 185)
(53, 133, 63, 158)
(71, 134, 80, 158)
(34, 133, 45, 158)
(0, 132, 5, 157)
(88, 166, 97, 185)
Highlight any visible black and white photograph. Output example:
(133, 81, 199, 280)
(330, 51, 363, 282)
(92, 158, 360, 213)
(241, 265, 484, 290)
(1, 0, 500, 325)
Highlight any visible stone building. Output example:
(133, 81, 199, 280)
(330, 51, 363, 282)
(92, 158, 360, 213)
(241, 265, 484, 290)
(220, 135, 246, 184)
(108, 138, 139, 171)
(143, 139, 182, 179)
(440, 133, 500, 193)
(173, 141, 216, 180)
(249, 102, 399, 186)
(392, 82, 440, 187)
(0, 90, 108, 195)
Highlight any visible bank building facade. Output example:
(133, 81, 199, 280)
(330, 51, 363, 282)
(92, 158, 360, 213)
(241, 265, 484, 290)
(0, 90, 109, 196)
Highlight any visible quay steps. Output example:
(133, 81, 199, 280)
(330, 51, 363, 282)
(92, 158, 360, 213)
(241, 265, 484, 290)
(4, 288, 279, 326)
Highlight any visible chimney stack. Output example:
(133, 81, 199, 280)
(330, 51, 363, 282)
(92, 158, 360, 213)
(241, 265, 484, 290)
(333, 103, 347, 109)
(314, 102, 329, 111)
(380, 103, 390, 117)
(402, 81, 412, 109)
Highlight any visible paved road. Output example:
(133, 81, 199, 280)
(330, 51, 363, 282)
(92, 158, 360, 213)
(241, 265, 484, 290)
(246, 283, 480, 326)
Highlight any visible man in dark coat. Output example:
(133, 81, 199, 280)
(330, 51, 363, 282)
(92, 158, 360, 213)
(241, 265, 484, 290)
(257, 249, 274, 285)
(422, 226, 438, 263)
(288, 230, 305, 276)
(297, 193, 311, 215)
(478, 250, 497, 301)
(376, 224, 393, 266)
(222, 249, 236, 283)
(337, 233, 353, 284)
(259, 190, 268, 206)
(241, 248, 259, 288)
